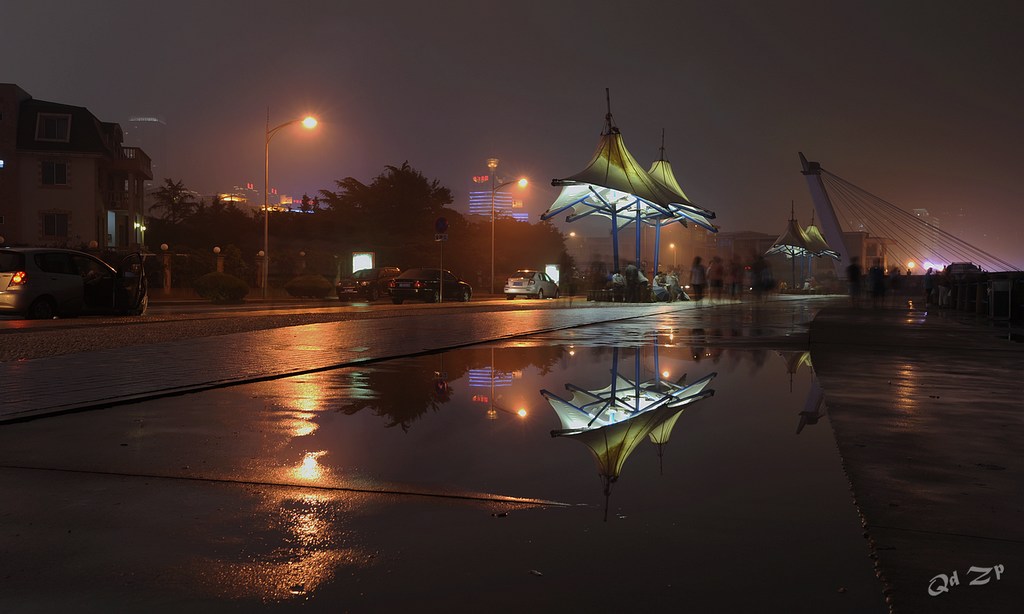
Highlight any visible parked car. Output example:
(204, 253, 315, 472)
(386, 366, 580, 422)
(0, 248, 148, 319)
(504, 269, 559, 299)
(336, 266, 401, 301)
(388, 268, 472, 304)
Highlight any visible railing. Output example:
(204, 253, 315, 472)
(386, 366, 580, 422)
(119, 146, 151, 165)
(946, 273, 1023, 321)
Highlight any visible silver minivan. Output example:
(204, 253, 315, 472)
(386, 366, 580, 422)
(0, 248, 148, 319)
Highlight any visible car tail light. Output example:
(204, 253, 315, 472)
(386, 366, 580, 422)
(8, 271, 27, 287)
(388, 280, 396, 288)
(413, 281, 423, 288)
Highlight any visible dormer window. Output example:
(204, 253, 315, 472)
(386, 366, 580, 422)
(36, 113, 71, 142)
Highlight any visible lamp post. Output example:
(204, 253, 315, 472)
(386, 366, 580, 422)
(487, 158, 528, 295)
(264, 111, 317, 298)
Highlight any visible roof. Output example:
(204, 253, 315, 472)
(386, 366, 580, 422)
(803, 224, 840, 259)
(542, 122, 717, 232)
(17, 98, 118, 156)
(765, 218, 813, 256)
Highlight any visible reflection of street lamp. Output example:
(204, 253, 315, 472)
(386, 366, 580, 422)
(488, 158, 528, 294)
(264, 112, 318, 298)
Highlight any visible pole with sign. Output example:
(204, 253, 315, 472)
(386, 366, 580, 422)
(435, 217, 449, 303)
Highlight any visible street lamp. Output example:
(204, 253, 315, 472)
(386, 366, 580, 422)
(134, 221, 147, 249)
(487, 158, 528, 294)
(670, 243, 677, 269)
(264, 111, 318, 298)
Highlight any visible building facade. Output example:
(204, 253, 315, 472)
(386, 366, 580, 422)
(0, 84, 152, 251)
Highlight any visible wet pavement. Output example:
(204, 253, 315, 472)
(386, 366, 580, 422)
(0, 297, 1019, 612)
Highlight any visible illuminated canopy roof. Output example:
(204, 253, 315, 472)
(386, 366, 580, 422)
(765, 218, 813, 257)
(541, 116, 717, 232)
(803, 223, 840, 259)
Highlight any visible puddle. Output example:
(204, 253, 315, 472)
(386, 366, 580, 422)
(0, 311, 885, 611)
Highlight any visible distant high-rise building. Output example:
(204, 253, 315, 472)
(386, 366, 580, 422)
(468, 189, 528, 222)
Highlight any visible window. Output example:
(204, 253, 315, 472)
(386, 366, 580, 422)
(36, 113, 71, 142)
(42, 212, 69, 238)
(71, 254, 112, 281)
(42, 160, 68, 186)
(34, 252, 75, 274)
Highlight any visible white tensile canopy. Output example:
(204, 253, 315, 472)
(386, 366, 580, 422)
(542, 106, 716, 268)
(766, 218, 813, 258)
(803, 223, 840, 260)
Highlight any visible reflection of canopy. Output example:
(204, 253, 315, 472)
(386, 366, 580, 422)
(545, 382, 713, 486)
(779, 350, 813, 375)
(646, 372, 717, 445)
(543, 371, 716, 434)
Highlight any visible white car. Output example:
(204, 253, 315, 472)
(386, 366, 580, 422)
(0, 247, 147, 319)
(504, 270, 558, 299)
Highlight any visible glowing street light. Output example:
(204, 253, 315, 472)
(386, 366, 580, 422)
(487, 157, 528, 294)
(263, 111, 318, 298)
(669, 242, 676, 269)
(133, 221, 147, 248)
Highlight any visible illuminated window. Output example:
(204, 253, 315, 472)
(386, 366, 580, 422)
(36, 113, 71, 142)
(41, 160, 68, 186)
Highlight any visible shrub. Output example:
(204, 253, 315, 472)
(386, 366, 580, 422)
(192, 272, 249, 303)
(284, 274, 333, 298)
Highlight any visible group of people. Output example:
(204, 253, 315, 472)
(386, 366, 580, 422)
(605, 253, 776, 303)
(846, 257, 922, 307)
(923, 267, 953, 307)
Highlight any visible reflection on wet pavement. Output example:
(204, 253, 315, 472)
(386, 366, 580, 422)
(0, 306, 885, 611)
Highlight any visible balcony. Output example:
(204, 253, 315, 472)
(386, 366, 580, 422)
(109, 146, 153, 179)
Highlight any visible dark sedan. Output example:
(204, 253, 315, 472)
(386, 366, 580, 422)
(388, 268, 472, 304)
(336, 266, 401, 301)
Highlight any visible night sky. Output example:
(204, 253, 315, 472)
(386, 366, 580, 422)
(4, 0, 1022, 262)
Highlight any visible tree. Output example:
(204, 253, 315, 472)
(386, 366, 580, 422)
(149, 179, 199, 223)
(320, 162, 455, 266)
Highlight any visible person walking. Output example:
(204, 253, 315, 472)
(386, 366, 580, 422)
(923, 268, 935, 305)
(868, 259, 886, 308)
(690, 256, 706, 302)
(888, 265, 902, 306)
(846, 257, 862, 307)
(707, 256, 725, 303)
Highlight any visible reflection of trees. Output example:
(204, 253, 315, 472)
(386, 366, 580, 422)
(333, 359, 466, 431)
(332, 345, 566, 431)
